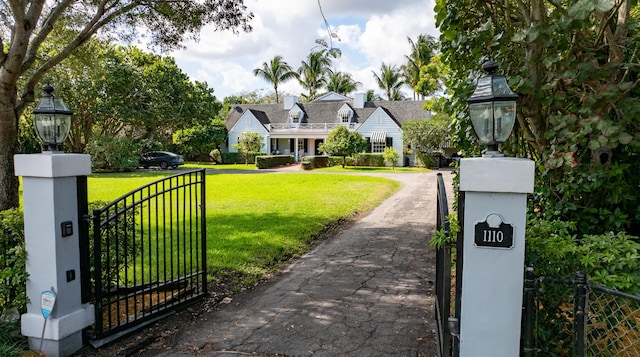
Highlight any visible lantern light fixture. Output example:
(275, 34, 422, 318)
(33, 83, 72, 152)
(466, 60, 518, 157)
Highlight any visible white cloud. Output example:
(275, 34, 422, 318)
(167, 0, 438, 99)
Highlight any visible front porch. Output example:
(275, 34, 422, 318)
(268, 137, 325, 162)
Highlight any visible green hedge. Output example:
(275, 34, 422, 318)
(221, 152, 266, 164)
(255, 155, 295, 169)
(354, 153, 385, 167)
(525, 219, 640, 354)
(302, 156, 330, 169)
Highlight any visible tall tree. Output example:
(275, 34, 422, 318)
(436, 0, 640, 234)
(326, 70, 361, 95)
(372, 63, 405, 101)
(318, 126, 366, 168)
(403, 34, 437, 100)
(253, 55, 296, 103)
(0, 0, 253, 210)
(48, 43, 221, 152)
(415, 54, 446, 98)
(297, 49, 333, 101)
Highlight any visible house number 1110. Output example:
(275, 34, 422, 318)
(474, 217, 514, 249)
(483, 229, 504, 243)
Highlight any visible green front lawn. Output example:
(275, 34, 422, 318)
(88, 171, 400, 289)
(316, 165, 430, 173)
(182, 162, 257, 170)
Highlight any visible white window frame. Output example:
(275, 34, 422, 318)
(371, 141, 386, 153)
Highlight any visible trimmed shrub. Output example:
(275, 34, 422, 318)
(302, 161, 312, 170)
(302, 156, 330, 169)
(87, 136, 139, 172)
(255, 155, 295, 169)
(354, 153, 385, 167)
(222, 152, 266, 164)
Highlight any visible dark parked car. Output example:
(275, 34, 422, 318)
(139, 151, 184, 169)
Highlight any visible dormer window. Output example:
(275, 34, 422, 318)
(337, 104, 353, 123)
(289, 108, 302, 124)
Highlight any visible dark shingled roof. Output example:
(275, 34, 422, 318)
(225, 99, 430, 130)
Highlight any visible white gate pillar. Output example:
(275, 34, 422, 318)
(458, 157, 534, 357)
(15, 153, 95, 357)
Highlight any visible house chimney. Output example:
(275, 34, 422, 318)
(284, 96, 298, 110)
(354, 92, 366, 109)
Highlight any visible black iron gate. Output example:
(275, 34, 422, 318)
(82, 169, 207, 344)
(435, 172, 463, 357)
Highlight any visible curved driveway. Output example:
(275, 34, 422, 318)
(151, 169, 455, 357)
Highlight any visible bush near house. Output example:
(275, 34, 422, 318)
(221, 152, 266, 164)
(255, 155, 295, 169)
(86, 136, 140, 172)
(354, 153, 385, 167)
(302, 156, 330, 169)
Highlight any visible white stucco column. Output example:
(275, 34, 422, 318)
(458, 157, 534, 357)
(15, 153, 95, 357)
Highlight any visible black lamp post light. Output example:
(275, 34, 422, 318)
(467, 60, 518, 157)
(33, 83, 72, 152)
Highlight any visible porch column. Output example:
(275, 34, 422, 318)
(15, 153, 95, 357)
(294, 137, 299, 161)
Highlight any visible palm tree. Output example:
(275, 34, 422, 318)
(297, 49, 332, 101)
(253, 55, 296, 103)
(403, 34, 437, 100)
(326, 70, 361, 95)
(372, 63, 404, 101)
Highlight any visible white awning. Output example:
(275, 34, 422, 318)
(370, 131, 386, 143)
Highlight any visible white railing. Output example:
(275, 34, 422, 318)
(269, 123, 359, 132)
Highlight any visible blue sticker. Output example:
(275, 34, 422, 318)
(41, 291, 56, 319)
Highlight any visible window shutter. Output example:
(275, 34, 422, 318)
(366, 137, 371, 153)
(386, 137, 393, 148)
(290, 139, 295, 152)
(304, 139, 308, 151)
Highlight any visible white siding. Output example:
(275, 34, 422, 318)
(228, 112, 269, 153)
(357, 108, 405, 166)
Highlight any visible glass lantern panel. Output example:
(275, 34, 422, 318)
(493, 101, 517, 142)
(54, 97, 71, 112)
(469, 102, 493, 143)
(34, 113, 71, 144)
(471, 76, 493, 97)
(38, 95, 55, 110)
(492, 77, 515, 95)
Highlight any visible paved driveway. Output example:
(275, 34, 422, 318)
(76, 169, 455, 357)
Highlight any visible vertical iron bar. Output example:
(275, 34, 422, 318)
(157, 181, 162, 311)
(574, 271, 587, 357)
(522, 266, 536, 357)
(200, 169, 207, 294)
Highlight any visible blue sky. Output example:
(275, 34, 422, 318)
(167, 0, 439, 100)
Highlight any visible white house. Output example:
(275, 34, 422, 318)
(224, 92, 431, 167)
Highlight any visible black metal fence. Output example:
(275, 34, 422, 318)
(434, 173, 639, 356)
(522, 268, 640, 356)
(82, 169, 207, 344)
